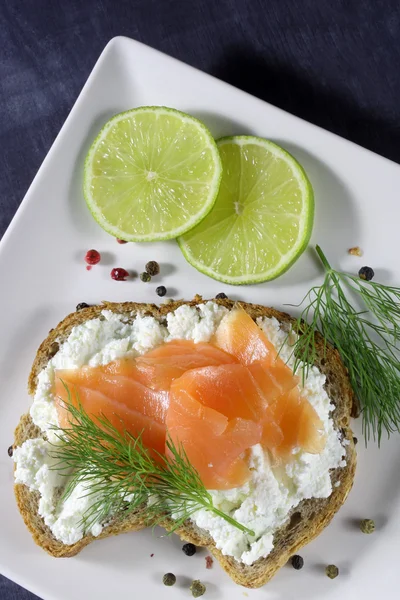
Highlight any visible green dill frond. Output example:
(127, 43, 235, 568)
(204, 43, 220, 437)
(290, 245, 400, 443)
(49, 396, 254, 536)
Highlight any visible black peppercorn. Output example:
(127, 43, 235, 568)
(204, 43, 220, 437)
(145, 261, 160, 276)
(76, 302, 90, 311)
(7, 445, 13, 457)
(162, 573, 176, 586)
(215, 293, 227, 299)
(140, 272, 151, 283)
(358, 266, 374, 281)
(291, 555, 304, 570)
(353, 436, 358, 445)
(182, 542, 197, 556)
(156, 286, 167, 297)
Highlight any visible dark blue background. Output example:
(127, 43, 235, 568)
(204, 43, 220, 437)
(1, 1, 399, 598)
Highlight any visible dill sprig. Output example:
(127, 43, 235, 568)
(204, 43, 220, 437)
(291, 245, 400, 442)
(50, 393, 254, 536)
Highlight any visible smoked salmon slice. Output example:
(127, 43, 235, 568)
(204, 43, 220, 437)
(167, 380, 262, 489)
(214, 307, 326, 457)
(55, 367, 168, 423)
(214, 305, 278, 366)
(53, 311, 326, 490)
(135, 340, 237, 390)
(170, 364, 284, 451)
(54, 380, 166, 456)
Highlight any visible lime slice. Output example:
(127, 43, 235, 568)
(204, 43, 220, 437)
(83, 107, 222, 241)
(178, 136, 314, 284)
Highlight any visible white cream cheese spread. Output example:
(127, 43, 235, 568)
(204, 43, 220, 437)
(14, 302, 346, 562)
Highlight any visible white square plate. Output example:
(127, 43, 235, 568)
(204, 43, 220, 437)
(1, 36, 399, 600)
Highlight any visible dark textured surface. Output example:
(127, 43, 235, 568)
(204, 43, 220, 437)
(1, 1, 399, 598)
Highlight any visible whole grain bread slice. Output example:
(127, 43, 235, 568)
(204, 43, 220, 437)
(14, 297, 357, 587)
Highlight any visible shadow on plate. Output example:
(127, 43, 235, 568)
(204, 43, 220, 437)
(270, 141, 359, 287)
(67, 110, 116, 235)
(190, 110, 254, 140)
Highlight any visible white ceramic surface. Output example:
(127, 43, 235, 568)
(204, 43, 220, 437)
(0, 36, 399, 600)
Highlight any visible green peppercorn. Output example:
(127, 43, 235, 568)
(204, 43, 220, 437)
(360, 518, 375, 534)
(325, 565, 339, 579)
(291, 554, 304, 570)
(145, 261, 160, 276)
(190, 580, 206, 597)
(162, 573, 176, 586)
(140, 272, 151, 283)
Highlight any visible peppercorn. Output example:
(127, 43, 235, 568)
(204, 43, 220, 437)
(85, 249, 101, 265)
(325, 565, 339, 579)
(353, 436, 358, 445)
(140, 272, 151, 283)
(215, 292, 227, 299)
(162, 573, 176, 586)
(156, 286, 167, 297)
(190, 580, 206, 597)
(360, 518, 375, 534)
(76, 302, 90, 311)
(291, 555, 304, 570)
(182, 542, 197, 556)
(8, 445, 13, 457)
(116, 238, 127, 244)
(348, 246, 363, 257)
(145, 261, 160, 276)
(111, 268, 129, 281)
(358, 266, 374, 281)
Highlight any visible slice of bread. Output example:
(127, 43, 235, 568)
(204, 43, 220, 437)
(14, 297, 357, 587)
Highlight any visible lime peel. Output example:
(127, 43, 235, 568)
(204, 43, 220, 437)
(83, 106, 222, 242)
(178, 135, 314, 285)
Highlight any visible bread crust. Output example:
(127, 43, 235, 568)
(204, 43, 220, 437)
(14, 297, 357, 587)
